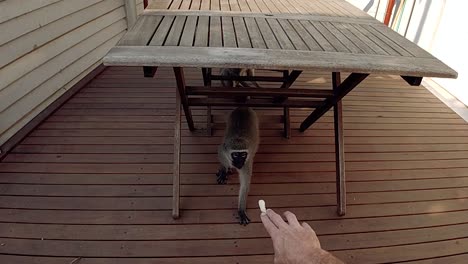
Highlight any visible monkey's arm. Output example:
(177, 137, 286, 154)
(217, 145, 231, 184)
(238, 159, 253, 225)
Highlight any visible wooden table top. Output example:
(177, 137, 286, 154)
(103, 0, 457, 78)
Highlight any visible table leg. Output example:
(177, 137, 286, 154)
(202, 68, 213, 136)
(172, 87, 181, 219)
(173, 67, 195, 131)
(333, 72, 346, 216)
(276, 70, 302, 139)
(283, 107, 291, 139)
(143, 66, 157, 78)
(300, 73, 368, 131)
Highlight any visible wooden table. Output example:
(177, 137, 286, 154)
(103, 0, 457, 219)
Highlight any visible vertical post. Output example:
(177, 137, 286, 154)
(282, 70, 290, 139)
(277, 70, 302, 139)
(333, 72, 346, 216)
(172, 87, 181, 219)
(124, 0, 138, 29)
(173, 67, 195, 131)
(202, 68, 213, 136)
(283, 107, 291, 139)
(383, 0, 395, 26)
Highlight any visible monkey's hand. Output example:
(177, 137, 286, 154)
(238, 210, 250, 225)
(216, 168, 229, 184)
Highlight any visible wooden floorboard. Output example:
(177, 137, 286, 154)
(0, 66, 467, 263)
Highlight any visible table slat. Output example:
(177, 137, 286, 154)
(118, 16, 162, 46)
(149, 16, 176, 46)
(233, 17, 252, 48)
(209, 16, 223, 47)
(180, 16, 198, 46)
(266, 18, 295, 50)
(222, 16, 237, 47)
(374, 24, 434, 58)
(338, 23, 387, 55)
(312, 21, 349, 52)
(322, 21, 362, 53)
(165, 16, 187, 46)
(288, 19, 322, 51)
(194, 16, 209, 47)
(277, 19, 309, 51)
(244, 17, 267, 49)
(255, 18, 281, 49)
(361, 24, 413, 57)
(352, 24, 399, 56)
(299, 20, 335, 52)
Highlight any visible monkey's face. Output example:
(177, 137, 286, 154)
(230, 151, 248, 169)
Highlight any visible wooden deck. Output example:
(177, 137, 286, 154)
(0, 66, 467, 263)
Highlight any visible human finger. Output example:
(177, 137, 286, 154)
(302, 222, 314, 232)
(261, 212, 278, 237)
(284, 211, 301, 227)
(266, 209, 288, 229)
(302, 222, 321, 248)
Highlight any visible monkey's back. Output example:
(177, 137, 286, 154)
(224, 107, 259, 150)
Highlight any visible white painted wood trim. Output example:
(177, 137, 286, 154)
(124, 0, 138, 28)
(423, 78, 468, 122)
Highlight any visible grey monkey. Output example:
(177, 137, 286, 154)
(220, 68, 260, 88)
(217, 107, 259, 225)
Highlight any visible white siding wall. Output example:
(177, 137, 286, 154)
(136, 0, 145, 14)
(0, 0, 141, 146)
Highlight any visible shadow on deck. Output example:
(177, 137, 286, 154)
(0, 67, 467, 263)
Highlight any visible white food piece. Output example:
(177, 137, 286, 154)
(258, 199, 267, 213)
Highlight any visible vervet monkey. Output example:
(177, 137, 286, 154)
(220, 68, 260, 88)
(217, 107, 259, 225)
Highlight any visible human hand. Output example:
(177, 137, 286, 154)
(261, 209, 343, 264)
